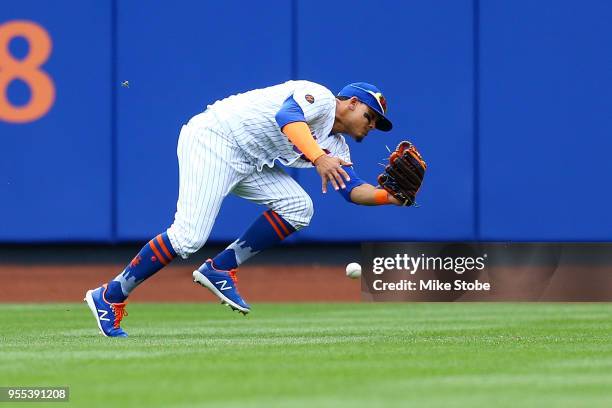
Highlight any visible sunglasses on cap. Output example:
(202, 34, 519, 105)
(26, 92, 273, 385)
(347, 84, 388, 115)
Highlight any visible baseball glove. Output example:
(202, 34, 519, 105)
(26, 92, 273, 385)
(378, 141, 427, 206)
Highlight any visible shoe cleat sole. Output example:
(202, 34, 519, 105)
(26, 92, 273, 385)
(192, 270, 250, 315)
(221, 301, 247, 315)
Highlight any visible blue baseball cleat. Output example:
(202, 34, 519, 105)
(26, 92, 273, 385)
(192, 259, 251, 315)
(84, 284, 129, 337)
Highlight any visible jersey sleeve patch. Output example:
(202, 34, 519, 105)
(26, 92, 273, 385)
(292, 83, 335, 124)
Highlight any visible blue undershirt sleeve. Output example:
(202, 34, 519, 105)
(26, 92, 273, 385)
(337, 166, 366, 203)
(275, 95, 306, 128)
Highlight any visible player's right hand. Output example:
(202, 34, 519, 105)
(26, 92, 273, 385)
(313, 155, 352, 193)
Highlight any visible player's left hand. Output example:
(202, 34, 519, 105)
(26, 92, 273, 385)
(313, 155, 353, 193)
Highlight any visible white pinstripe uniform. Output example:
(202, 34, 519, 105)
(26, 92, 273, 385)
(166, 80, 351, 259)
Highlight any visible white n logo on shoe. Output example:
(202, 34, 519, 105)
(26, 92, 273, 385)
(98, 309, 110, 321)
(216, 280, 232, 291)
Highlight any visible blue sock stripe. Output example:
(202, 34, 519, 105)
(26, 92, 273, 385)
(212, 210, 297, 271)
(266, 210, 296, 236)
(105, 231, 176, 303)
(149, 233, 176, 264)
(149, 238, 169, 265)
(263, 210, 286, 240)
(161, 232, 177, 257)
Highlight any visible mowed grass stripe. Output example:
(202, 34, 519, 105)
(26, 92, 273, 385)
(0, 303, 611, 408)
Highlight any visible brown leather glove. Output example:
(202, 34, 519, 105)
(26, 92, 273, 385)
(377, 141, 427, 206)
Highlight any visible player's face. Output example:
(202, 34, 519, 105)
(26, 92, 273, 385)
(346, 100, 379, 143)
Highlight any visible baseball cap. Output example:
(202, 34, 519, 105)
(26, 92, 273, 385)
(337, 82, 392, 131)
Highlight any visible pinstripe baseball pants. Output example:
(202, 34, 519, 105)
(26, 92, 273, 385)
(166, 119, 313, 259)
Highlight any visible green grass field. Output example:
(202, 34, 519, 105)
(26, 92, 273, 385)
(1, 303, 612, 407)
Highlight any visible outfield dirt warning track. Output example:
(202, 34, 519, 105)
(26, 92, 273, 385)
(0, 264, 360, 302)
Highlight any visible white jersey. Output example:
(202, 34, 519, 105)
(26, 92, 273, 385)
(166, 81, 347, 258)
(195, 80, 351, 170)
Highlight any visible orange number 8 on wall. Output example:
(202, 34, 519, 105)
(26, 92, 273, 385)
(0, 20, 55, 124)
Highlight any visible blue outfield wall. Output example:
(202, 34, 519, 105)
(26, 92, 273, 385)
(0, 0, 611, 242)
(0, 1, 112, 242)
(295, 0, 474, 241)
(478, 0, 612, 240)
(115, 1, 293, 241)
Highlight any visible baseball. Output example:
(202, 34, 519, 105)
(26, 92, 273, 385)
(345, 262, 362, 279)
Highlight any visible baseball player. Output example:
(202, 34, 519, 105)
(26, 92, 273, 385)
(85, 80, 404, 337)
